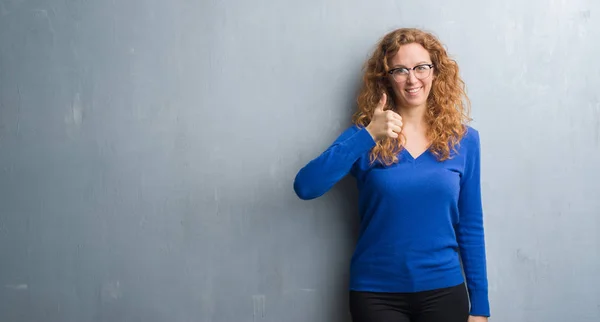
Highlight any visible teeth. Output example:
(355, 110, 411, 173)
(407, 87, 420, 93)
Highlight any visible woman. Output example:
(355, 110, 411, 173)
(293, 28, 490, 322)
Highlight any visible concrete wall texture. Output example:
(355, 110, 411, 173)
(1, 0, 599, 321)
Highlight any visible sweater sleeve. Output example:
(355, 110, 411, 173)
(293, 125, 376, 200)
(456, 128, 490, 317)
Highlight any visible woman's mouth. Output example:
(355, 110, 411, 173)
(405, 87, 422, 96)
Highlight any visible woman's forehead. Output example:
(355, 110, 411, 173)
(388, 43, 431, 67)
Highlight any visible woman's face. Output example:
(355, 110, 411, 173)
(387, 43, 435, 109)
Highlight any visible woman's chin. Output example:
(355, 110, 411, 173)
(400, 97, 427, 109)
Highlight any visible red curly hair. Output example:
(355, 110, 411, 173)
(352, 28, 471, 165)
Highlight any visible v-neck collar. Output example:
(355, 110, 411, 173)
(402, 147, 430, 162)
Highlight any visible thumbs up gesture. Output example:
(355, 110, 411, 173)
(366, 93, 403, 141)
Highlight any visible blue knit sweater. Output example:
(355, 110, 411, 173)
(293, 125, 490, 317)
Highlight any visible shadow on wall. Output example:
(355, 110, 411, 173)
(329, 175, 361, 322)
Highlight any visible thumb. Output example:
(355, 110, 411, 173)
(374, 93, 387, 113)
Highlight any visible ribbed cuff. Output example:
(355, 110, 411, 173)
(342, 127, 376, 158)
(468, 288, 490, 317)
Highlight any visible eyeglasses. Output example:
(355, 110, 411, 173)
(387, 64, 434, 82)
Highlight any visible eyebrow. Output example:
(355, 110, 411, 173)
(391, 61, 432, 68)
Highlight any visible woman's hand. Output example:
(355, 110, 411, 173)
(365, 93, 403, 141)
(468, 315, 488, 322)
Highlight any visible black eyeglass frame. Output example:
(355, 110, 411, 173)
(387, 63, 435, 80)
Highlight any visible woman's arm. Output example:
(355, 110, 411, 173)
(293, 126, 375, 200)
(456, 128, 491, 317)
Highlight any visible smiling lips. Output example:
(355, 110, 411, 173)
(406, 86, 422, 96)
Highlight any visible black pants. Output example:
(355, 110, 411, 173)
(349, 283, 469, 322)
